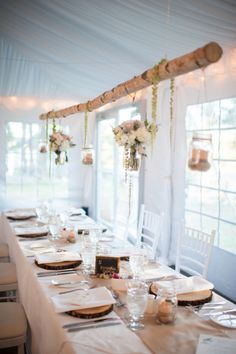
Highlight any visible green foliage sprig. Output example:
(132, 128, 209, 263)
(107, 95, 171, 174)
(169, 77, 175, 141)
(84, 108, 88, 148)
(151, 58, 167, 145)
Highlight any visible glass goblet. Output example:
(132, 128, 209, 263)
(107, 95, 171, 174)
(127, 282, 148, 331)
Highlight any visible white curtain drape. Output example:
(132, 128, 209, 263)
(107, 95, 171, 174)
(144, 47, 236, 265)
(0, 98, 96, 212)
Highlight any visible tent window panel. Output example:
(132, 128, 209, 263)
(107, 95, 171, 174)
(96, 104, 141, 241)
(6, 121, 69, 200)
(185, 97, 236, 255)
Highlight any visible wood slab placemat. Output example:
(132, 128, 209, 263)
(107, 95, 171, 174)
(17, 232, 48, 238)
(66, 304, 113, 319)
(35, 259, 82, 270)
(150, 283, 212, 306)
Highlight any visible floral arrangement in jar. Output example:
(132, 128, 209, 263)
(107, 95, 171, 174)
(112, 119, 156, 172)
(49, 130, 76, 165)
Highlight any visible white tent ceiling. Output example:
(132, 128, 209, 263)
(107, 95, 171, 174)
(0, 0, 236, 101)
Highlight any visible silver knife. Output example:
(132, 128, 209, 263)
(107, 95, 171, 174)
(59, 287, 87, 295)
(63, 317, 118, 329)
(201, 309, 236, 317)
(37, 270, 77, 277)
(67, 321, 122, 332)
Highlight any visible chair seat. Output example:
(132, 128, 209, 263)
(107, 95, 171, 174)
(0, 263, 17, 285)
(0, 302, 27, 340)
(0, 244, 9, 258)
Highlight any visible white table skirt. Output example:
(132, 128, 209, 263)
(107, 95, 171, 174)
(0, 214, 151, 354)
(1, 213, 236, 354)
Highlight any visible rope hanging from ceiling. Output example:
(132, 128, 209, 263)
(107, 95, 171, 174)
(39, 42, 222, 121)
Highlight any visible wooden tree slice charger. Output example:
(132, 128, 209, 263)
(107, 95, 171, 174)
(150, 283, 212, 306)
(66, 304, 113, 319)
(35, 259, 82, 270)
(17, 232, 48, 238)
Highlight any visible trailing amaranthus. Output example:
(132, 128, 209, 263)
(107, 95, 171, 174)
(169, 77, 175, 141)
(84, 108, 88, 148)
(150, 58, 167, 146)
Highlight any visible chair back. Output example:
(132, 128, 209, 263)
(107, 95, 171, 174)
(175, 227, 215, 278)
(137, 204, 164, 259)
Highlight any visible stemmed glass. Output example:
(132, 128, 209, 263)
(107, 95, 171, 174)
(126, 281, 148, 331)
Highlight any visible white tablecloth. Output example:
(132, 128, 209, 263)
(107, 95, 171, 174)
(0, 214, 151, 354)
(1, 213, 236, 354)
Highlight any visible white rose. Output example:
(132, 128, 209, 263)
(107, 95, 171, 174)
(61, 140, 70, 151)
(127, 132, 136, 145)
(135, 127, 148, 142)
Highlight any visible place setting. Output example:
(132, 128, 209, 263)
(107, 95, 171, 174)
(5, 208, 37, 221)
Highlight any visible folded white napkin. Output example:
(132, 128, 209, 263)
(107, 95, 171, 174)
(35, 251, 81, 264)
(51, 286, 116, 313)
(155, 276, 214, 295)
(15, 226, 48, 236)
(6, 209, 36, 219)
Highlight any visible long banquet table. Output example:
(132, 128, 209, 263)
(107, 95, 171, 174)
(1, 212, 236, 354)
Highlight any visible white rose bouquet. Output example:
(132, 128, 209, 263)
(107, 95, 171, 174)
(113, 119, 156, 171)
(49, 131, 75, 165)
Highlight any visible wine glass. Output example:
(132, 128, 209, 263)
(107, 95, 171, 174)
(127, 281, 148, 331)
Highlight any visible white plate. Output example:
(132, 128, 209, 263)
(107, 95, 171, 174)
(210, 313, 236, 329)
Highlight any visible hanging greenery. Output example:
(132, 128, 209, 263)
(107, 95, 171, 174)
(169, 77, 175, 141)
(84, 108, 88, 148)
(150, 59, 167, 146)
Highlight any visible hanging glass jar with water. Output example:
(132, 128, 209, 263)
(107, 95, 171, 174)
(81, 145, 94, 165)
(188, 132, 212, 172)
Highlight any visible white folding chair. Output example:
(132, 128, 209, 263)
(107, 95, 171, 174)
(175, 227, 215, 278)
(0, 302, 27, 354)
(0, 243, 9, 262)
(137, 204, 164, 260)
(0, 263, 18, 301)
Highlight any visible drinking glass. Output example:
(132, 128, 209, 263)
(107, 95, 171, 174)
(127, 282, 148, 330)
(81, 244, 96, 275)
(129, 252, 146, 279)
(49, 224, 61, 241)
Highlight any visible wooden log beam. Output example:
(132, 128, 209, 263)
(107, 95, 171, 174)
(39, 42, 222, 120)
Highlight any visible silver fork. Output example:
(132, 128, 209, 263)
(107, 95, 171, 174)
(111, 290, 126, 307)
(186, 301, 227, 314)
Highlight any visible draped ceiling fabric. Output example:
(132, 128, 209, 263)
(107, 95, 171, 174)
(0, 0, 236, 100)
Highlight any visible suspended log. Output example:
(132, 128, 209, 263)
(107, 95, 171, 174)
(39, 42, 222, 120)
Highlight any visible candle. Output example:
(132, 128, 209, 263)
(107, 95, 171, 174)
(157, 299, 176, 324)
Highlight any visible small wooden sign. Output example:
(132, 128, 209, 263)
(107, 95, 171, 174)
(95, 256, 120, 275)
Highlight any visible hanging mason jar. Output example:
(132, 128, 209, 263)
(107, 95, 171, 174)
(188, 132, 212, 172)
(124, 146, 140, 172)
(81, 146, 94, 165)
(38, 140, 48, 154)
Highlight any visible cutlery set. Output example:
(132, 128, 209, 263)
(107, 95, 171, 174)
(63, 317, 122, 332)
(186, 301, 236, 317)
(37, 269, 78, 277)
